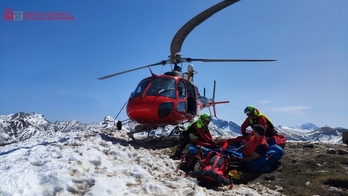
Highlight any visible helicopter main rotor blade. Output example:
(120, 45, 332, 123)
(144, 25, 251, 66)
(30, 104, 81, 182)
(170, 0, 239, 58)
(98, 61, 168, 80)
(184, 58, 277, 62)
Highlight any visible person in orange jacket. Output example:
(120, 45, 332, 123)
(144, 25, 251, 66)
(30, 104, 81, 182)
(230, 124, 269, 163)
(241, 105, 276, 138)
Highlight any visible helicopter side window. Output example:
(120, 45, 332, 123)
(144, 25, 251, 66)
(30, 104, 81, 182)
(178, 81, 186, 100)
(177, 101, 186, 112)
(131, 78, 151, 98)
(146, 78, 176, 99)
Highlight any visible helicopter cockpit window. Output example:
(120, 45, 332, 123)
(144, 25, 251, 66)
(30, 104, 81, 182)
(131, 78, 151, 98)
(146, 78, 176, 99)
(178, 81, 186, 99)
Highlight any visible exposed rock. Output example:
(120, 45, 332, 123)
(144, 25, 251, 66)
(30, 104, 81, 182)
(303, 143, 314, 148)
(327, 148, 337, 154)
(337, 149, 348, 155)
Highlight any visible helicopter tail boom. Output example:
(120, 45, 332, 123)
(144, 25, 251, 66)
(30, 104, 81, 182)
(202, 100, 229, 118)
(198, 79, 229, 118)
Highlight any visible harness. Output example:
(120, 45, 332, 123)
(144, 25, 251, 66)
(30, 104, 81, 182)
(184, 119, 208, 141)
(249, 112, 274, 131)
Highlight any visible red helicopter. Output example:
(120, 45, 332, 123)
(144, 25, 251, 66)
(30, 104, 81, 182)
(98, 0, 276, 138)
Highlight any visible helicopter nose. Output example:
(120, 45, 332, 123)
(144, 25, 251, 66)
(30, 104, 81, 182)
(126, 97, 175, 124)
(158, 102, 173, 118)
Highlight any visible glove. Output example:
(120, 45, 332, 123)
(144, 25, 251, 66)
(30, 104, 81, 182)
(210, 141, 218, 149)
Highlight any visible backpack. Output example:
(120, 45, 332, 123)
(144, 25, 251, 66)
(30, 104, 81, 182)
(189, 150, 232, 187)
(267, 134, 287, 148)
(177, 145, 205, 174)
(247, 144, 284, 172)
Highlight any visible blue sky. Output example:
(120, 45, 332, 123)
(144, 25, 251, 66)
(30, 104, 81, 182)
(1, 0, 347, 128)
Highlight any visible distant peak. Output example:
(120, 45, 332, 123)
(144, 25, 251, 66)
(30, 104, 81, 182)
(103, 116, 115, 122)
(300, 123, 319, 130)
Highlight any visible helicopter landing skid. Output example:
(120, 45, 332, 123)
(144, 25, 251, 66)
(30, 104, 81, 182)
(125, 123, 184, 144)
(168, 125, 185, 137)
(126, 127, 153, 143)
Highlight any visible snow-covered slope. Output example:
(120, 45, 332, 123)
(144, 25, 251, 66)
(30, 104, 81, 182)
(307, 126, 346, 144)
(1, 112, 346, 195)
(275, 126, 311, 141)
(0, 120, 281, 196)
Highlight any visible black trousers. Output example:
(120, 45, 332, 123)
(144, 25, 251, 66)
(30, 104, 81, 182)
(174, 135, 191, 157)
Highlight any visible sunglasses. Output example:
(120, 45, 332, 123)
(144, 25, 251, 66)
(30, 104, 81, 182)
(245, 111, 253, 116)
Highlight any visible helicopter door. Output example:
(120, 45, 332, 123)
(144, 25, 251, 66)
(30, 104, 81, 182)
(186, 82, 196, 115)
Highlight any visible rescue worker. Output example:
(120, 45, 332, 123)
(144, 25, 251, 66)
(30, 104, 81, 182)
(241, 105, 276, 138)
(232, 124, 269, 163)
(171, 113, 216, 160)
(228, 124, 269, 174)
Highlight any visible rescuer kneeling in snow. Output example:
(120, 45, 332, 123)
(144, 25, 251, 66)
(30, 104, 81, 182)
(171, 113, 217, 160)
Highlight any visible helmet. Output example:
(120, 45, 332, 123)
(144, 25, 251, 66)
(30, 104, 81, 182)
(200, 113, 212, 121)
(244, 105, 255, 115)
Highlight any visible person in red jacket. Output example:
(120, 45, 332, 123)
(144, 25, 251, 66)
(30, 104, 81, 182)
(230, 124, 269, 163)
(241, 105, 276, 138)
(171, 113, 216, 160)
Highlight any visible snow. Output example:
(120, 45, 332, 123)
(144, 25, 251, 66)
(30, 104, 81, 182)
(0, 127, 283, 196)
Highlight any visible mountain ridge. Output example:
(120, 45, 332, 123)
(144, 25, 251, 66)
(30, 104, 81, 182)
(0, 112, 347, 146)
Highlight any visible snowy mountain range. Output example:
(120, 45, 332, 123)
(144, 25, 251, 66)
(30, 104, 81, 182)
(0, 112, 347, 146)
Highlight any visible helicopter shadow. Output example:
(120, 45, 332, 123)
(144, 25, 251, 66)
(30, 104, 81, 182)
(99, 133, 180, 150)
